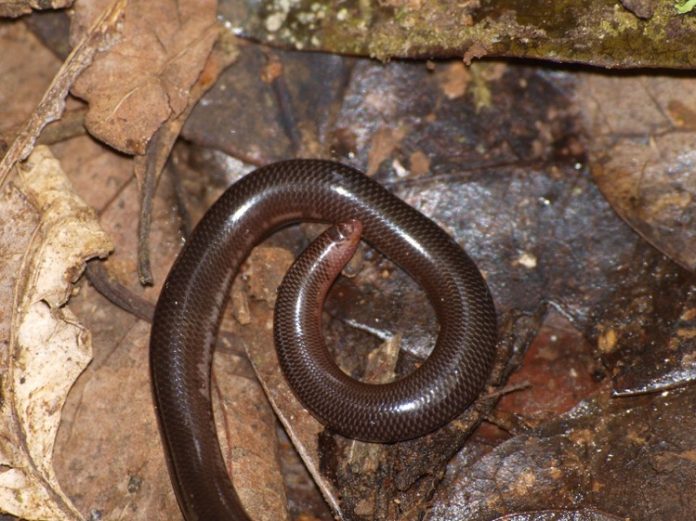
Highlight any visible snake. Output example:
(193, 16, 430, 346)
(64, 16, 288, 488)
(150, 159, 498, 520)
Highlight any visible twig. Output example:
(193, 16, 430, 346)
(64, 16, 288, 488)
(135, 128, 164, 286)
(86, 261, 155, 322)
(135, 33, 238, 285)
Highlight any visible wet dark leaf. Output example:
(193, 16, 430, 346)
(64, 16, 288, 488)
(430, 387, 696, 521)
(579, 74, 696, 273)
(492, 509, 625, 521)
(183, 46, 352, 163)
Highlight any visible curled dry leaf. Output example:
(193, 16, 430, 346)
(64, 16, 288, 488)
(71, 0, 220, 155)
(0, 146, 112, 520)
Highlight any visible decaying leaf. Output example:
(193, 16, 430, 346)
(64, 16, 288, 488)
(430, 386, 696, 521)
(0, 22, 62, 142)
(578, 74, 696, 272)
(70, 0, 220, 155)
(0, 146, 112, 520)
(0, 0, 72, 19)
(0, 0, 127, 186)
(491, 509, 627, 521)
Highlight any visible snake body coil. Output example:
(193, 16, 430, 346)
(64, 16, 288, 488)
(150, 159, 497, 520)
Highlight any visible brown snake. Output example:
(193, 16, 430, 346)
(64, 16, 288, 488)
(150, 159, 497, 520)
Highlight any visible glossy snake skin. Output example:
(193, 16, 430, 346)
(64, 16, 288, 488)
(150, 159, 497, 521)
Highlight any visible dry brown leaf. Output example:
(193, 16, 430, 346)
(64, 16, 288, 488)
(217, 246, 300, 521)
(0, 146, 112, 520)
(0, 0, 72, 18)
(0, 22, 61, 140)
(49, 149, 182, 521)
(212, 350, 290, 521)
(0, 0, 127, 186)
(71, 0, 220, 155)
(237, 247, 345, 518)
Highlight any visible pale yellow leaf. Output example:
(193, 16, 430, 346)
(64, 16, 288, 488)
(0, 146, 113, 520)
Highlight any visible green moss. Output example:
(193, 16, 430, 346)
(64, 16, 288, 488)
(675, 0, 696, 14)
(228, 0, 696, 69)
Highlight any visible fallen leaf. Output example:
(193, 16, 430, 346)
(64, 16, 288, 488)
(0, 0, 126, 185)
(491, 509, 627, 521)
(0, 21, 61, 141)
(579, 74, 696, 272)
(0, 0, 72, 19)
(429, 386, 696, 521)
(497, 310, 602, 424)
(71, 0, 220, 155)
(0, 146, 112, 520)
